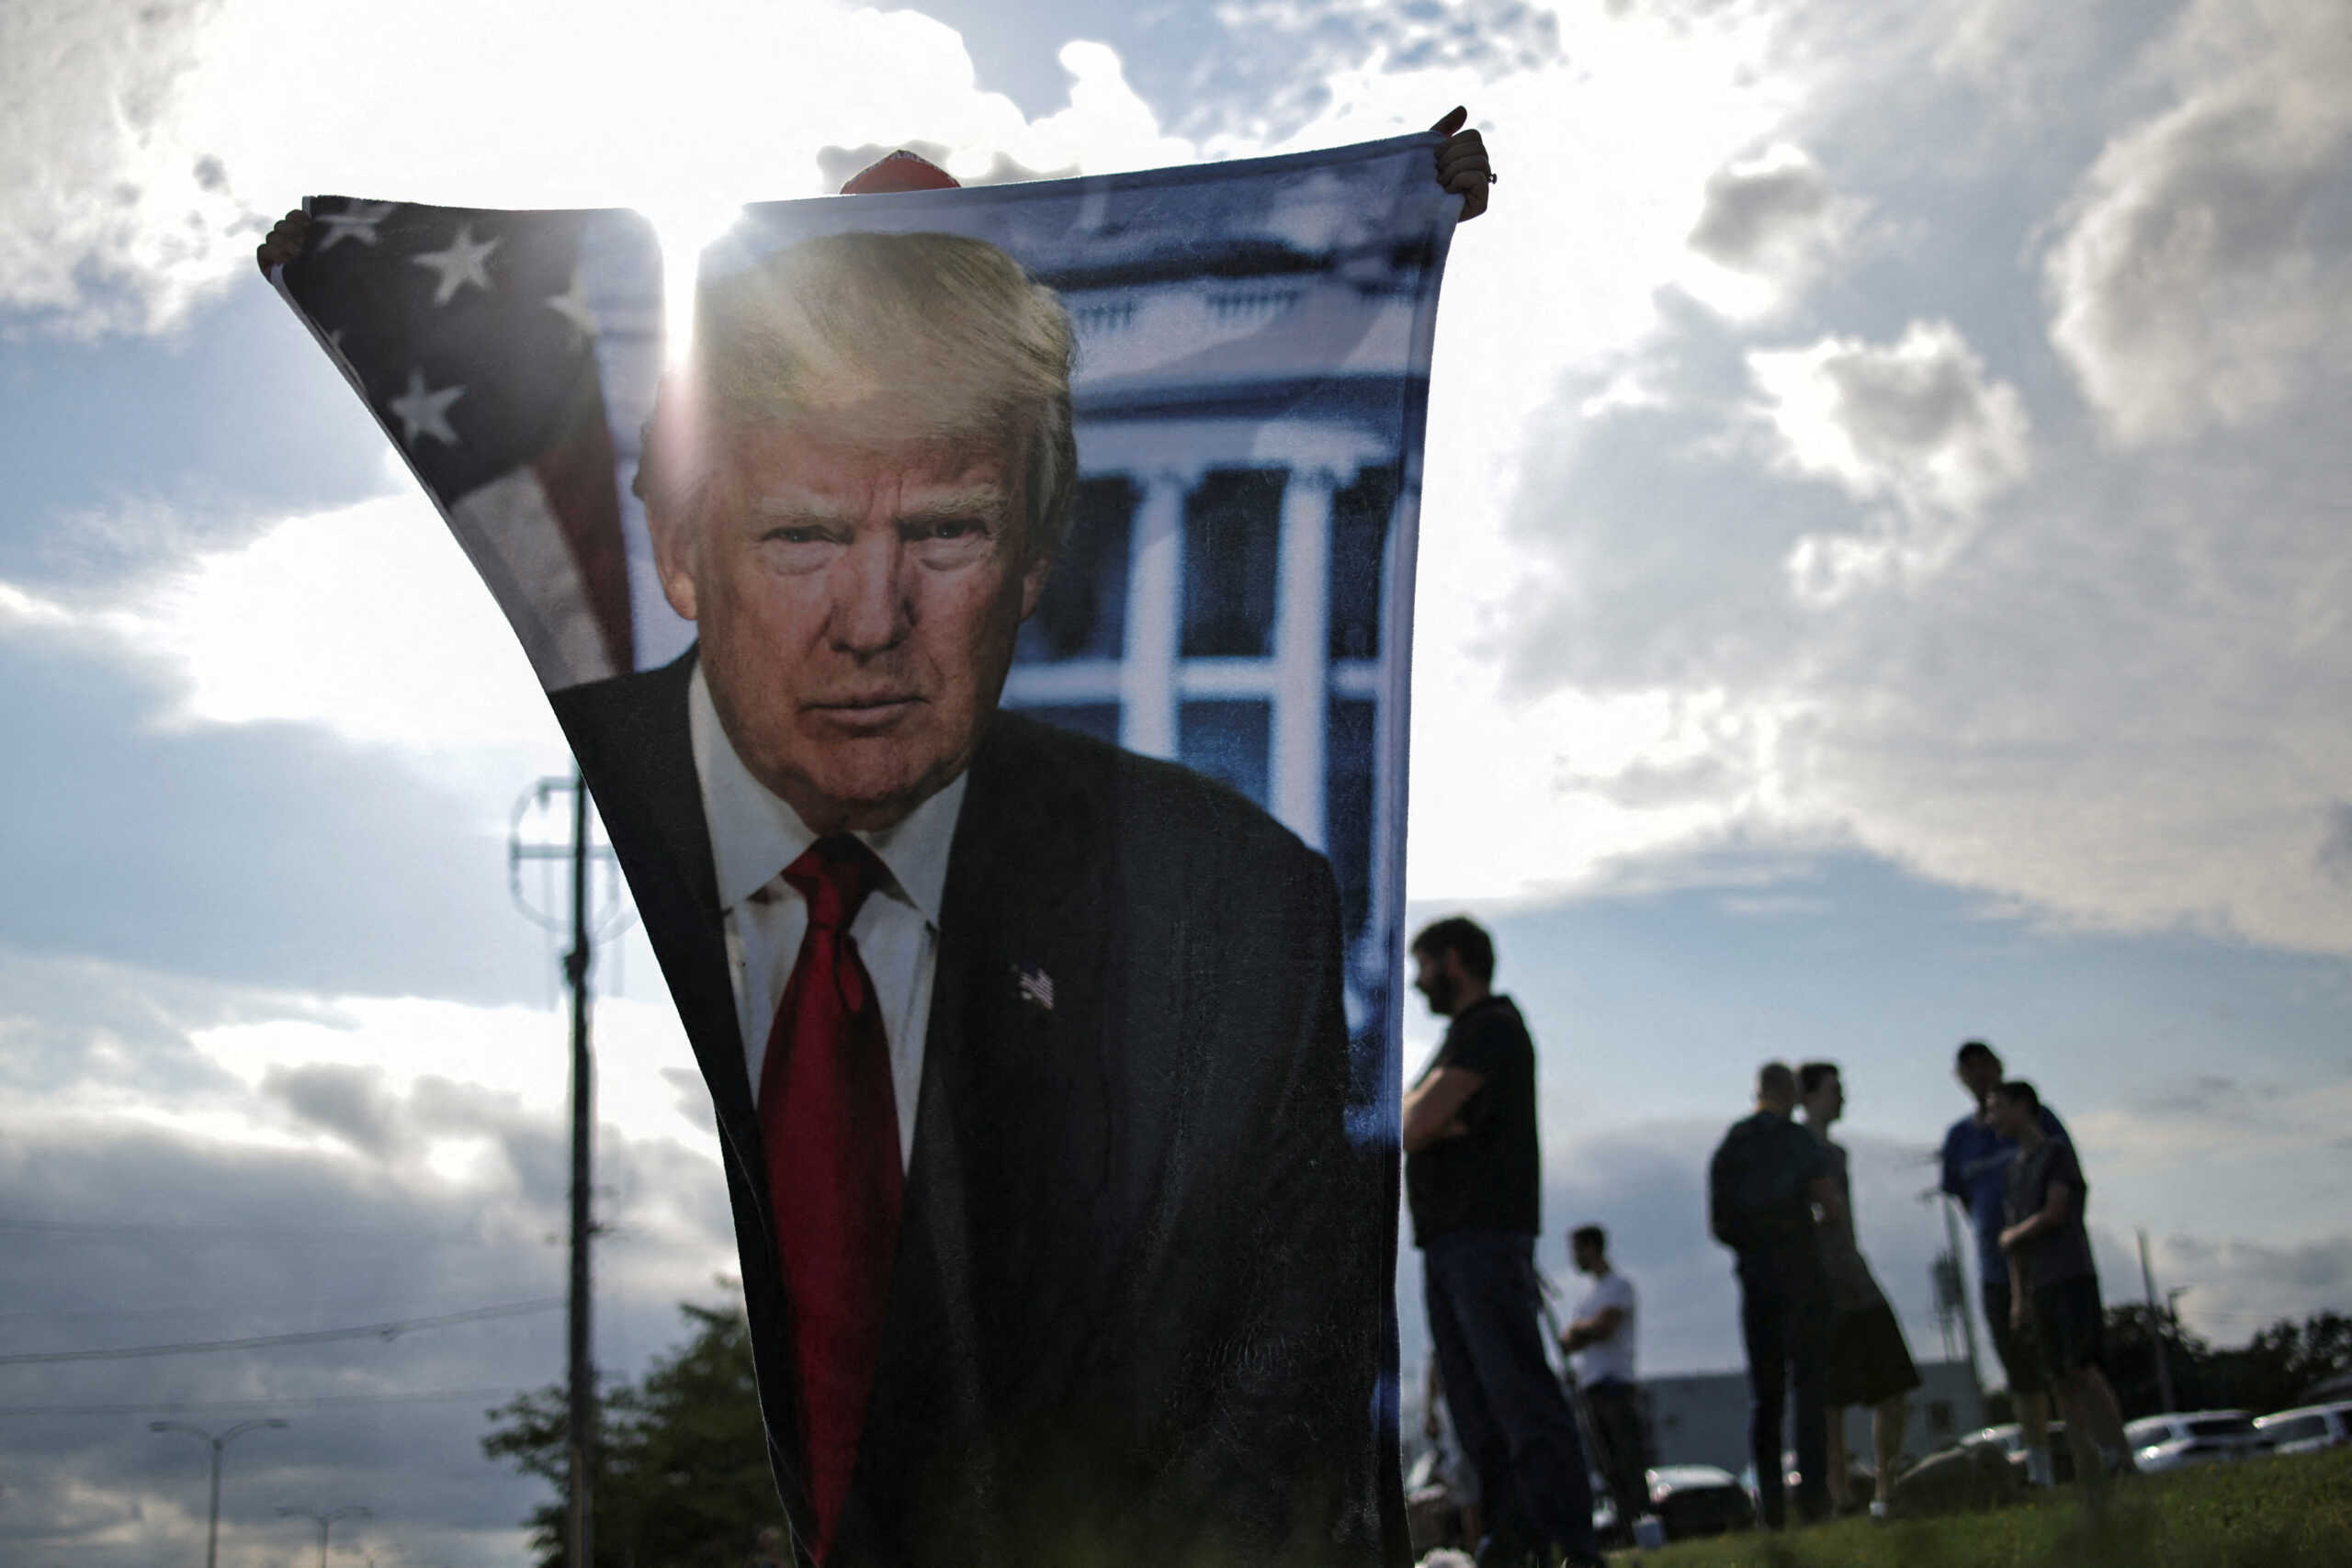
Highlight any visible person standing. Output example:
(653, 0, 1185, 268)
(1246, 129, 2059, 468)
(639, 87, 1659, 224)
(1559, 1224, 1646, 1535)
(1940, 1040, 2069, 1487)
(1797, 1062, 1922, 1518)
(1404, 916, 1604, 1568)
(1708, 1062, 1839, 1529)
(1993, 1079, 2136, 1493)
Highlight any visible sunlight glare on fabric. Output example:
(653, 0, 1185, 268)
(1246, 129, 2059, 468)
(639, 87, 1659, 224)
(643, 200, 746, 367)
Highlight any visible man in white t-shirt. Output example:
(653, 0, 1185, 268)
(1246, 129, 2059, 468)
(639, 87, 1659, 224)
(1560, 1224, 1646, 1530)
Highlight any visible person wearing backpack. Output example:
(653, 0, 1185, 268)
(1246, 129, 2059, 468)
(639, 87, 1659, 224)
(1708, 1062, 1843, 1529)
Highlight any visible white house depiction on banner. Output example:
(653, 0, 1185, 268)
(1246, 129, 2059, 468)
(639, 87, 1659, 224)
(1000, 197, 1430, 1057)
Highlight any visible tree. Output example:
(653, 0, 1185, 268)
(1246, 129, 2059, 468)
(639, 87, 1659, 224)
(485, 1299, 786, 1568)
(2101, 1303, 2217, 1418)
(2209, 1311, 2352, 1414)
(2097, 1306, 2352, 1419)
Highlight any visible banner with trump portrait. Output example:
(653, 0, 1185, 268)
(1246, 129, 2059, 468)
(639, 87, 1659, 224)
(272, 136, 1457, 1567)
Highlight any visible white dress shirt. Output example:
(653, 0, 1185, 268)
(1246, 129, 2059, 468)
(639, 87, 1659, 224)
(688, 664, 965, 1170)
(1571, 1270, 1638, 1387)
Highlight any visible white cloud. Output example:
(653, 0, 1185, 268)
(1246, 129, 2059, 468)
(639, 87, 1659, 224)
(2156, 1233, 2352, 1344)
(1480, 321, 2347, 962)
(0, 0, 254, 334)
(1012, 40, 1199, 176)
(1247, 4, 1843, 908)
(1749, 320, 2030, 518)
(191, 990, 707, 1157)
(2, 0, 1208, 337)
(65, 488, 566, 755)
(1204, 0, 1567, 145)
(0, 577, 75, 628)
(2069, 1081, 2342, 1189)
(0, 1084, 727, 1565)
(1404, 678, 1812, 902)
(1258, 0, 2352, 971)
(2043, 0, 2352, 445)
(0, 938, 738, 1336)
(1748, 319, 2030, 601)
(1681, 143, 1863, 318)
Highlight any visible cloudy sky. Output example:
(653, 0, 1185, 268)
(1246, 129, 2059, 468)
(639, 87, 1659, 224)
(4, 0, 2348, 1561)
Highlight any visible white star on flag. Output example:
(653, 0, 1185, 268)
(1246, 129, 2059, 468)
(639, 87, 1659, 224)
(388, 367, 464, 446)
(546, 268, 597, 338)
(411, 223, 501, 307)
(314, 201, 394, 253)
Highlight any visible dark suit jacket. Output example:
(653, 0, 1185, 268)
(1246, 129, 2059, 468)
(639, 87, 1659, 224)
(552, 649, 1396, 1567)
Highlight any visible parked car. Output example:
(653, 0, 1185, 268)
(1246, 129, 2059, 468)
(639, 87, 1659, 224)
(1645, 1464, 1756, 1539)
(2253, 1401, 2352, 1456)
(1403, 1446, 1468, 1559)
(1736, 1451, 1879, 1514)
(2125, 1410, 2272, 1472)
(1958, 1420, 2075, 1484)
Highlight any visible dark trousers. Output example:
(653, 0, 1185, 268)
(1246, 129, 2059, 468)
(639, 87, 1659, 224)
(1736, 1245, 1830, 1528)
(1424, 1231, 1598, 1560)
(1581, 1379, 1648, 1529)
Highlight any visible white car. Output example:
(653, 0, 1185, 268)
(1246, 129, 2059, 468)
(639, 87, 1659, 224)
(2124, 1410, 2272, 1472)
(1959, 1419, 2074, 1483)
(1643, 1465, 1755, 1539)
(2254, 1402, 2352, 1455)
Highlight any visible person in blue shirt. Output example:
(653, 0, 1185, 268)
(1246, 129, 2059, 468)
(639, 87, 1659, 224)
(1939, 1040, 2068, 1486)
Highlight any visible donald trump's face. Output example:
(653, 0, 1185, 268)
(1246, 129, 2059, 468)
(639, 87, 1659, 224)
(654, 402, 1051, 835)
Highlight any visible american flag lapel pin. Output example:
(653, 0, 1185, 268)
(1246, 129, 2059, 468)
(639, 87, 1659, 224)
(1013, 962, 1056, 1012)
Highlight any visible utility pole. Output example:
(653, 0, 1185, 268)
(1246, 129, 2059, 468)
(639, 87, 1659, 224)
(2139, 1228, 2178, 1413)
(277, 1505, 369, 1568)
(511, 774, 624, 1568)
(151, 1418, 288, 1568)
(1942, 1194, 1984, 1393)
(1918, 1180, 1985, 1397)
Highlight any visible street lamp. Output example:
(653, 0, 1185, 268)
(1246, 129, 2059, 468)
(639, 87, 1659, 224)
(151, 1418, 288, 1568)
(278, 1505, 372, 1568)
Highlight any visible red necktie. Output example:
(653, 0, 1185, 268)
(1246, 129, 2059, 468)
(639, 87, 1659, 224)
(758, 835, 902, 1560)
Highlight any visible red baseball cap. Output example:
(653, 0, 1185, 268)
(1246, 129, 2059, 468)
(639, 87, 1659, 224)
(839, 150, 962, 196)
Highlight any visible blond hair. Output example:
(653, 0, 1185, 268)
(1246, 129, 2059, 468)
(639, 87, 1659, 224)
(638, 230, 1077, 561)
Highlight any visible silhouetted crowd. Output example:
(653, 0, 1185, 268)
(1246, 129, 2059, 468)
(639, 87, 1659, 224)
(1407, 914, 2138, 1566)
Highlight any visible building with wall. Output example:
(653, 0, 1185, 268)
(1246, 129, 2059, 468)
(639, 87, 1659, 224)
(1644, 1358, 1987, 1475)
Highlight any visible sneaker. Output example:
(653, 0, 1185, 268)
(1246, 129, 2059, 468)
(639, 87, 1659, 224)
(1869, 1499, 1890, 1522)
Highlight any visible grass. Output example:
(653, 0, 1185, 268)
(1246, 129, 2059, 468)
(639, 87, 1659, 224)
(1618, 1447, 2352, 1568)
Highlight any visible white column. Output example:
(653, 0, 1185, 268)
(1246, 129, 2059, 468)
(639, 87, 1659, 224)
(1365, 480, 1408, 985)
(1120, 468, 1191, 761)
(1270, 466, 1337, 849)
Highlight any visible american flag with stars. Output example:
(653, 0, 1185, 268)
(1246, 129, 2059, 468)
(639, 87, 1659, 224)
(1015, 964, 1056, 1011)
(275, 196, 644, 690)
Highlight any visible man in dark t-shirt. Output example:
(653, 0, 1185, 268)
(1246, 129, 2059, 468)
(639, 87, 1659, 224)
(1404, 917, 1601, 1568)
(1940, 1038, 2069, 1485)
(1707, 1062, 1839, 1529)
(1992, 1079, 2135, 1493)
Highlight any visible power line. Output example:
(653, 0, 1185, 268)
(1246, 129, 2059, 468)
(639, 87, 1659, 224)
(0, 1258, 649, 1333)
(0, 1386, 535, 1419)
(0, 1288, 560, 1327)
(0, 1298, 563, 1367)
(0, 1217, 487, 1240)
